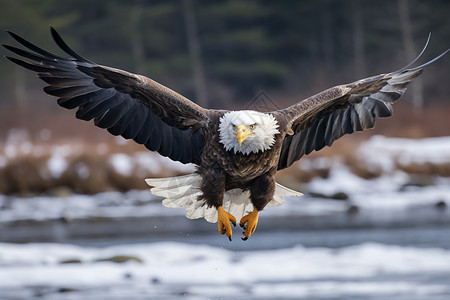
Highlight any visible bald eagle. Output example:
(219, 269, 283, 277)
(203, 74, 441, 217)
(3, 28, 448, 240)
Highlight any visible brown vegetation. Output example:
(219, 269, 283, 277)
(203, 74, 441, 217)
(0, 140, 190, 196)
(1, 135, 449, 196)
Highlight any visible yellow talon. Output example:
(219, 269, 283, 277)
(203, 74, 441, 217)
(240, 208, 259, 240)
(217, 206, 236, 241)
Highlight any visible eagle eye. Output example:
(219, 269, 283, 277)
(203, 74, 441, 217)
(249, 124, 256, 130)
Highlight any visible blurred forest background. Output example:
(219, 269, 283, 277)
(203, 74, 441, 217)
(0, 0, 449, 195)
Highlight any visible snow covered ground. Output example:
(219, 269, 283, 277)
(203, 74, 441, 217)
(304, 135, 450, 212)
(0, 241, 450, 299)
(1, 167, 449, 231)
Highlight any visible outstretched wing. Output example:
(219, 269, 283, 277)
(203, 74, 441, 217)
(277, 36, 449, 170)
(3, 27, 209, 165)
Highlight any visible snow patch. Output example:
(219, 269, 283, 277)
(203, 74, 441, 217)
(46, 145, 73, 178)
(304, 136, 450, 204)
(358, 135, 450, 172)
(109, 153, 134, 176)
(47, 155, 68, 178)
(0, 242, 449, 298)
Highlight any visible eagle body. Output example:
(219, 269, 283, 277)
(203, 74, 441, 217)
(198, 111, 286, 210)
(3, 28, 448, 241)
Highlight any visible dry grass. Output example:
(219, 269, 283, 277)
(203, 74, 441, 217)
(0, 154, 52, 195)
(0, 139, 188, 196)
(396, 161, 450, 177)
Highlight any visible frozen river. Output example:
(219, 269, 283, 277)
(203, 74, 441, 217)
(1, 192, 450, 300)
(1, 228, 450, 300)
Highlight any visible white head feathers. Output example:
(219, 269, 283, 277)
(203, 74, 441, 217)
(219, 110, 280, 155)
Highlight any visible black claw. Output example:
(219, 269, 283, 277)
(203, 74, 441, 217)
(241, 236, 248, 241)
(228, 236, 232, 242)
(232, 221, 236, 227)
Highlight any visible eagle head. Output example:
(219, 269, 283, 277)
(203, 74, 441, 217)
(219, 110, 280, 155)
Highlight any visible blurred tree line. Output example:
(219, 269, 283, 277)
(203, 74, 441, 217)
(0, 0, 449, 112)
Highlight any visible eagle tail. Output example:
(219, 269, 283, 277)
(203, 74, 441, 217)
(145, 174, 302, 223)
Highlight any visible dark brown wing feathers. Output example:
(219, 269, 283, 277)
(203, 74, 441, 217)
(277, 38, 449, 170)
(3, 28, 448, 171)
(3, 27, 207, 164)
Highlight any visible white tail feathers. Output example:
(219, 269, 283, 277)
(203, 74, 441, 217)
(145, 174, 302, 223)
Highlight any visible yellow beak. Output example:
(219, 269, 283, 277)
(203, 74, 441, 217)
(234, 124, 250, 146)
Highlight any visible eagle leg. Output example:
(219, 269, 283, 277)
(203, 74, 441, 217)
(239, 208, 259, 241)
(217, 206, 236, 241)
